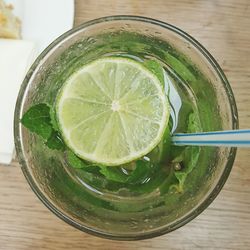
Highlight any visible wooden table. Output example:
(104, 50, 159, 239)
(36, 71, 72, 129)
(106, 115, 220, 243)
(1, 0, 250, 249)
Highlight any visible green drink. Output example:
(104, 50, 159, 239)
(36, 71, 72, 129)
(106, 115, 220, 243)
(15, 16, 237, 240)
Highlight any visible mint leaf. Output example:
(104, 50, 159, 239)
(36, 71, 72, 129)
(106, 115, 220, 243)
(159, 166, 178, 194)
(174, 146, 200, 192)
(81, 166, 101, 174)
(99, 166, 128, 183)
(169, 111, 202, 192)
(144, 59, 164, 87)
(45, 131, 65, 150)
(21, 103, 67, 150)
(126, 160, 151, 184)
(187, 110, 201, 133)
(174, 172, 186, 192)
(183, 146, 200, 174)
(21, 103, 53, 139)
(50, 107, 60, 132)
(165, 54, 196, 83)
(66, 150, 87, 169)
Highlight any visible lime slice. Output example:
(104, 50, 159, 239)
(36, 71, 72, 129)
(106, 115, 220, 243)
(56, 57, 170, 166)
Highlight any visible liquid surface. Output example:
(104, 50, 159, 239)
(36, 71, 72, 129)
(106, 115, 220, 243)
(27, 30, 221, 221)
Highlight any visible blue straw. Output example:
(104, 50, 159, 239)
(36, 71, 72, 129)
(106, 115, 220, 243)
(172, 129, 250, 147)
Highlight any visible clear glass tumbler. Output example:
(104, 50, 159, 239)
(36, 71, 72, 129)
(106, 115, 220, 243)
(14, 16, 238, 240)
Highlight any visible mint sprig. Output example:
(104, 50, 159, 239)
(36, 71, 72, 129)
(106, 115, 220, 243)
(45, 131, 65, 150)
(99, 166, 128, 183)
(21, 103, 65, 151)
(174, 146, 200, 192)
(171, 110, 201, 192)
(66, 150, 88, 169)
(144, 59, 165, 87)
(21, 103, 53, 140)
(50, 106, 60, 132)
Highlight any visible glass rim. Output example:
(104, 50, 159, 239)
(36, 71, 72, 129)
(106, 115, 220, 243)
(14, 15, 239, 240)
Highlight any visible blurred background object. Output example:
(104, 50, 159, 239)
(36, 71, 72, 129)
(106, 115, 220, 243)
(0, 0, 74, 164)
